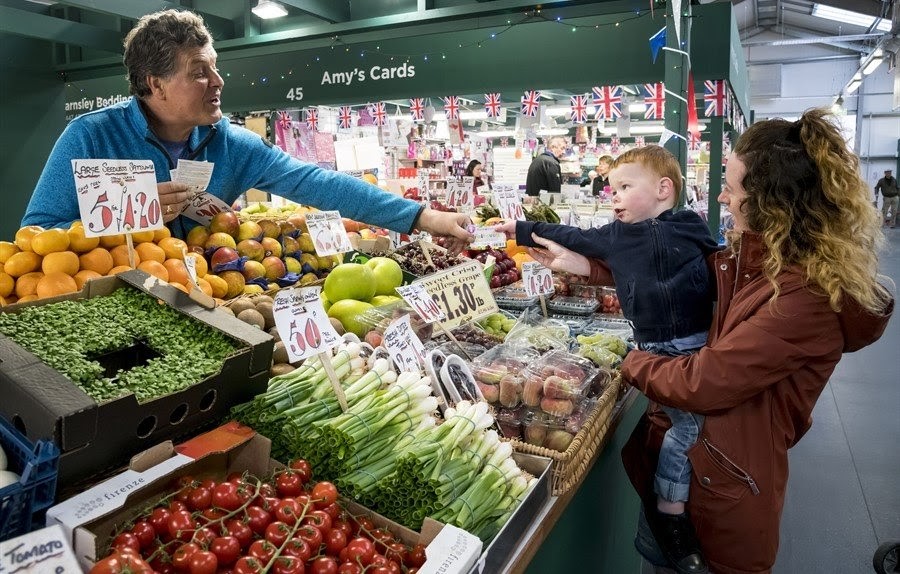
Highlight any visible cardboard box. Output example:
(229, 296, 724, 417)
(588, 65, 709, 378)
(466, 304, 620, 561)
(0, 270, 273, 487)
(46, 422, 275, 571)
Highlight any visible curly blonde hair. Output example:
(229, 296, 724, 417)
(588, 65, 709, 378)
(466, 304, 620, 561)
(732, 108, 888, 313)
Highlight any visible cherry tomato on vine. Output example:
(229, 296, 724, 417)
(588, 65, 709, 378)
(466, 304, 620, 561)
(248, 539, 277, 564)
(332, 518, 353, 539)
(167, 510, 197, 542)
(244, 505, 273, 535)
(89, 549, 153, 574)
(264, 521, 292, 546)
(188, 549, 218, 574)
(111, 532, 141, 553)
(384, 542, 408, 565)
(276, 471, 304, 498)
(171, 542, 200, 571)
(129, 520, 155, 549)
(168, 500, 189, 513)
(302, 510, 332, 533)
(324, 528, 348, 556)
(309, 556, 338, 574)
(282, 537, 312, 562)
(210, 535, 241, 566)
(188, 486, 212, 511)
(405, 543, 427, 568)
(289, 459, 313, 484)
(275, 498, 304, 526)
(233, 556, 265, 574)
(337, 562, 362, 574)
(311, 481, 338, 508)
(320, 502, 342, 521)
(296, 524, 323, 551)
(224, 518, 253, 548)
(271, 556, 305, 574)
(211, 481, 244, 511)
(344, 537, 376, 566)
(148, 507, 171, 535)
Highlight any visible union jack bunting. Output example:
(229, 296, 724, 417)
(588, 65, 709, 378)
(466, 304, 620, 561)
(592, 85, 623, 120)
(305, 108, 318, 132)
(643, 83, 666, 120)
(610, 136, 621, 154)
(704, 80, 728, 117)
(443, 96, 460, 120)
(569, 94, 588, 124)
(500, 137, 509, 147)
(521, 90, 541, 117)
(688, 130, 702, 151)
(409, 98, 425, 121)
(338, 106, 354, 129)
(635, 136, 645, 147)
(484, 93, 502, 118)
(277, 111, 292, 130)
(369, 102, 387, 126)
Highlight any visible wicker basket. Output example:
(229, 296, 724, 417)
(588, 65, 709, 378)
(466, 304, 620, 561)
(511, 373, 622, 496)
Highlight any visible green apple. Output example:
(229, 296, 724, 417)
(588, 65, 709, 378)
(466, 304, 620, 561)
(320, 290, 331, 312)
(323, 262, 376, 302)
(364, 256, 404, 296)
(370, 295, 402, 307)
(327, 299, 374, 337)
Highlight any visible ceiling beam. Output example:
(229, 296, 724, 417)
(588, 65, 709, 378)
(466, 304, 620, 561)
(0, 5, 122, 53)
(55, 0, 234, 36)
(743, 26, 881, 52)
(277, 0, 350, 23)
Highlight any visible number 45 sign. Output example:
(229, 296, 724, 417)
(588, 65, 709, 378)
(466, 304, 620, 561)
(274, 287, 342, 362)
(72, 159, 164, 237)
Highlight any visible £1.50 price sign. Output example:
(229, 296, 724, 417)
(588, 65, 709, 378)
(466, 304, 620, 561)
(72, 159, 163, 237)
(396, 283, 445, 324)
(274, 287, 342, 362)
(411, 260, 498, 329)
(522, 261, 554, 298)
(493, 185, 525, 221)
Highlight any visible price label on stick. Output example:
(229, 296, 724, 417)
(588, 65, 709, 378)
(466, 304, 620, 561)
(416, 172, 431, 201)
(305, 211, 353, 256)
(396, 283, 446, 324)
(522, 261, 554, 298)
(182, 252, 199, 286)
(72, 159, 164, 237)
(274, 287, 342, 363)
(494, 186, 525, 221)
(411, 260, 499, 329)
(383, 314, 426, 373)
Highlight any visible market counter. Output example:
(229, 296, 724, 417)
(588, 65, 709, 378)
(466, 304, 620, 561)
(500, 389, 648, 574)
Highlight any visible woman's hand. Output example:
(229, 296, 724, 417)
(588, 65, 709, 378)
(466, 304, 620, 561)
(158, 182, 193, 223)
(492, 220, 516, 239)
(414, 208, 474, 256)
(527, 233, 591, 276)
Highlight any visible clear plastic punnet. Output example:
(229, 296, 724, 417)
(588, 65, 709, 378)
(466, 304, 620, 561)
(520, 349, 598, 418)
(470, 343, 540, 408)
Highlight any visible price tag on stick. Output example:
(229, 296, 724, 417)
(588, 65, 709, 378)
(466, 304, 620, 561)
(396, 283, 445, 324)
(181, 247, 215, 309)
(494, 186, 525, 221)
(305, 211, 353, 257)
(383, 314, 426, 373)
(274, 287, 347, 410)
(72, 159, 164, 237)
(523, 261, 554, 318)
(411, 260, 498, 329)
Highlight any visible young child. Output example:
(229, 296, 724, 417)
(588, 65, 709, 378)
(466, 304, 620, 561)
(495, 145, 718, 574)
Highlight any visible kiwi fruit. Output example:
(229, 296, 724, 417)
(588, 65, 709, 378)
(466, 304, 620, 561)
(270, 363, 296, 377)
(254, 294, 274, 306)
(230, 298, 256, 316)
(256, 301, 275, 329)
(273, 341, 290, 364)
(217, 305, 235, 316)
(237, 308, 265, 329)
(329, 317, 345, 335)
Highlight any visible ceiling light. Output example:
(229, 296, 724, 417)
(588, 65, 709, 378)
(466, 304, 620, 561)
(846, 79, 862, 93)
(863, 55, 883, 75)
(459, 110, 488, 120)
(252, 0, 288, 19)
(811, 4, 891, 32)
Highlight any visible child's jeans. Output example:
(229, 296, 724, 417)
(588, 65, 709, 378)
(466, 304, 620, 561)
(639, 334, 706, 504)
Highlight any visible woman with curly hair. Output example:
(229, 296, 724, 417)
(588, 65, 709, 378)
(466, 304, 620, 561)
(523, 108, 893, 574)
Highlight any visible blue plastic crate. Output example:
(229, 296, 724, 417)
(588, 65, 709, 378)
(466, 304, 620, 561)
(0, 416, 59, 541)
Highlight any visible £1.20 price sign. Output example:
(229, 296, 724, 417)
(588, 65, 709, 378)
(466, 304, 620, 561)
(396, 283, 446, 324)
(522, 261, 554, 298)
(411, 260, 498, 329)
(274, 287, 342, 362)
(72, 159, 163, 237)
(493, 185, 525, 221)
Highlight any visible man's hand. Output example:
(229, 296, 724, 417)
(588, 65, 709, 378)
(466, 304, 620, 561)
(414, 208, 474, 256)
(159, 182, 192, 223)
(527, 233, 591, 276)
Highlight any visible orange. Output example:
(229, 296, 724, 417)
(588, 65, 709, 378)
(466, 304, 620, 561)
(41, 251, 80, 276)
(110, 244, 140, 268)
(131, 230, 156, 243)
(163, 258, 190, 286)
(4, 251, 42, 278)
(204, 274, 228, 299)
(135, 242, 166, 264)
(36, 272, 79, 299)
(512, 252, 533, 272)
(16, 294, 38, 304)
(153, 226, 172, 242)
(158, 237, 188, 260)
(137, 260, 169, 282)
(0, 272, 13, 298)
(73, 269, 102, 290)
(14, 272, 44, 298)
(31, 228, 70, 256)
(99, 234, 126, 249)
(14, 225, 45, 252)
(184, 252, 208, 278)
(196, 277, 213, 297)
(78, 248, 114, 275)
(66, 225, 100, 253)
(170, 282, 191, 294)
(108, 265, 134, 276)
(0, 241, 21, 264)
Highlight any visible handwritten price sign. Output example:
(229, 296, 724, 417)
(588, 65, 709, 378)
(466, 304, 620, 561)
(493, 185, 525, 221)
(411, 260, 498, 329)
(182, 191, 232, 225)
(72, 159, 163, 237)
(416, 172, 431, 201)
(522, 261, 554, 298)
(305, 211, 353, 256)
(274, 287, 342, 362)
(383, 314, 426, 373)
(396, 283, 446, 324)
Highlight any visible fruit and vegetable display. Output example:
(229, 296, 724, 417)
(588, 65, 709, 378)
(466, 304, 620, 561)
(90, 462, 430, 574)
(0, 286, 239, 403)
(379, 242, 468, 276)
(477, 312, 517, 340)
(576, 332, 629, 368)
(322, 258, 406, 338)
(468, 248, 520, 289)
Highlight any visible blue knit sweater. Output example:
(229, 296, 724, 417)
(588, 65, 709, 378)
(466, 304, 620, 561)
(23, 97, 424, 237)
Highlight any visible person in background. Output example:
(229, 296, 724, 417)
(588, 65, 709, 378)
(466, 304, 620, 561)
(465, 159, 490, 193)
(516, 108, 893, 574)
(525, 136, 566, 196)
(22, 9, 473, 253)
(875, 169, 898, 228)
(593, 154, 614, 196)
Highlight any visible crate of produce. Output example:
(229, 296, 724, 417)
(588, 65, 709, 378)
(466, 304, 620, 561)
(0, 270, 273, 488)
(0, 415, 59, 541)
(546, 295, 600, 316)
(511, 372, 621, 495)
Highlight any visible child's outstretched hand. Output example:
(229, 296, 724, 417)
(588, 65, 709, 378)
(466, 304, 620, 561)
(492, 220, 516, 239)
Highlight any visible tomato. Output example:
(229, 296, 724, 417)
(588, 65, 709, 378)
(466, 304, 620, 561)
(176, 475, 197, 489)
(289, 459, 313, 484)
(282, 538, 312, 562)
(319, 503, 341, 521)
(353, 516, 374, 535)
(344, 537, 375, 566)
(295, 524, 323, 552)
(169, 500, 189, 513)
(251, 496, 280, 512)
(324, 528, 348, 556)
(384, 543, 408, 565)
(247, 539, 277, 564)
(264, 521, 292, 546)
(275, 498, 304, 526)
(310, 482, 338, 508)
(188, 550, 218, 574)
(337, 562, 362, 574)
(209, 535, 241, 566)
(89, 550, 153, 574)
(199, 508, 226, 526)
(211, 482, 245, 511)
(188, 487, 213, 511)
(148, 507, 172, 535)
(167, 510, 197, 542)
(171, 542, 200, 571)
(257, 483, 276, 498)
(293, 493, 313, 511)
(331, 518, 352, 539)
(407, 569, 418, 574)
(233, 557, 264, 574)
(194, 526, 217, 548)
(111, 532, 141, 553)
(276, 471, 304, 498)
(175, 486, 193, 504)
(129, 520, 156, 549)
(224, 518, 253, 549)
(226, 471, 245, 484)
(368, 567, 392, 574)
(271, 556, 305, 574)
(244, 505, 273, 535)
(308, 556, 338, 574)
(405, 543, 427, 568)
(301, 510, 332, 534)
(369, 529, 396, 547)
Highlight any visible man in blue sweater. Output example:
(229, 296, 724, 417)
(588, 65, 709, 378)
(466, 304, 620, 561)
(23, 9, 472, 252)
